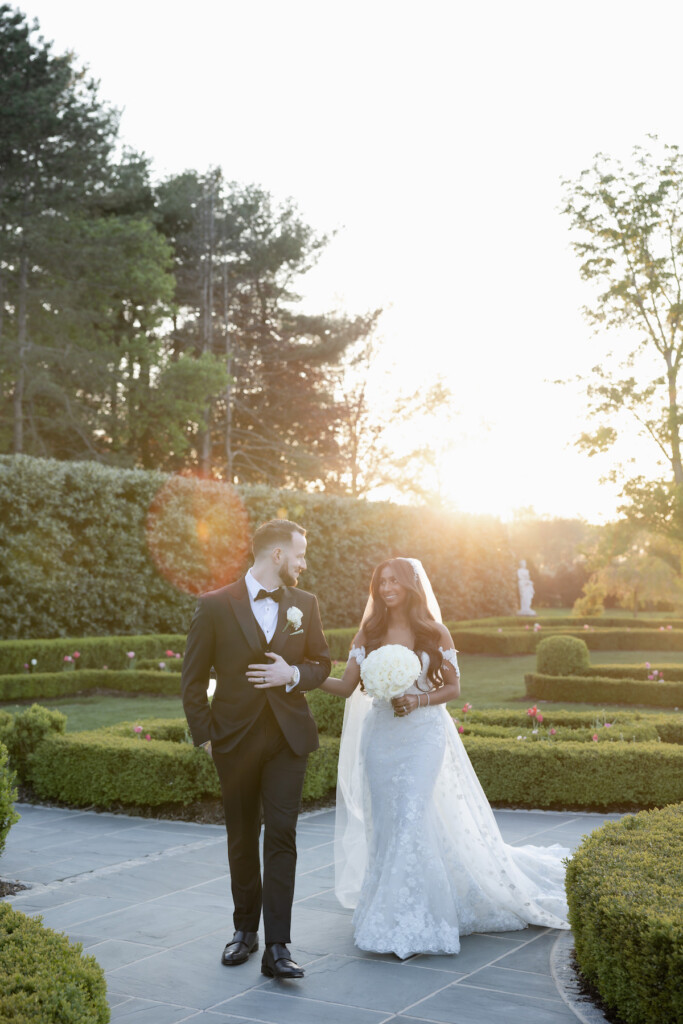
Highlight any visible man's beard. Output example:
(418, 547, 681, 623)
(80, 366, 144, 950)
(278, 563, 298, 587)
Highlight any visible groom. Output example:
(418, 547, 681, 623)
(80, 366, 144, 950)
(181, 519, 331, 979)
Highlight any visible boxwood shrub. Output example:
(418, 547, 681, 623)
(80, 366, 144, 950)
(536, 635, 590, 675)
(26, 728, 340, 808)
(566, 803, 683, 1024)
(0, 902, 109, 1023)
(461, 708, 683, 744)
(525, 673, 683, 707)
(0, 741, 18, 857)
(14, 712, 683, 813)
(462, 736, 683, 809)
(0, 669, 183, 702)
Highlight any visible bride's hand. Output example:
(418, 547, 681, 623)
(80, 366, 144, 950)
(391, 694, 419, 716)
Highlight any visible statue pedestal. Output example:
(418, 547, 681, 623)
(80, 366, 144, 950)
(516, 609, 536, 617)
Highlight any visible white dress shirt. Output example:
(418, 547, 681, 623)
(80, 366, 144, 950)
(245, 569, 300, 688)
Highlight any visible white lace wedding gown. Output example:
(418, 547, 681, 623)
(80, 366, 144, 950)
(334, 647, 570, 959)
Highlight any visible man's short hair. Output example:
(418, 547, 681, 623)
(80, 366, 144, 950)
(252, 519, 306, 558)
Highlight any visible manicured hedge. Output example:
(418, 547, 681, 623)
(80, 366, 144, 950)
(525, 673, 683, 707)
(0, 741, 18, 857)
(459, 721, 660, 743)
(462, 736, 683, 808)
(451, 626, 683, 655)
(457, 615, 683, 629)
(0, 635, 186, 676)
(11, 708, 682, 813)
(0, 455, 518, 639)
(462, 708, 683, 744)
(536, 635, 590, 675)
(575, 663, 683, 681)
(0, 902, 109, 1024)
(26, 728, 340, 807)
(566, 803, 683, 1024)
(0, 669, 183, 701)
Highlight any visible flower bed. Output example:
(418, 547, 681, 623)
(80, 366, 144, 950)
(0, 902, 109, 1023)
(525, 672, 683, 707)
(566, 803, 683, 1024)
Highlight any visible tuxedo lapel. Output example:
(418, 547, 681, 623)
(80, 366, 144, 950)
(226, 577, 263, 653)
(268, 588, 300, 656)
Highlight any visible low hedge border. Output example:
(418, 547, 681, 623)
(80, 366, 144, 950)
(456, 615, 683, 629)
(525, 673, 683, 707)
(460, 721, 660, 743)
(12, 709, 683, 814)
(0, 669, 183, 701)
(26, 729, 341, 808)
(462, 736, 683, 809)
(462, 708, 683, 743)
(6, 621, 683, 674)
(576, 663, 683, 681)
(566, 803, 683, 1024)
(0, 901, 109, 1023)
(0, 628, 357, 675)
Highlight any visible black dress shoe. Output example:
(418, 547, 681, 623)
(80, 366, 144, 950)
(221, 930, 258, 966)
(261, 942, 304, 978)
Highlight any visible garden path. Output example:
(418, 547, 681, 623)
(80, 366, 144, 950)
(2, 804, 621, 1023)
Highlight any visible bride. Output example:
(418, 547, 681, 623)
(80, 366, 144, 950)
(319, 556, 570, 960)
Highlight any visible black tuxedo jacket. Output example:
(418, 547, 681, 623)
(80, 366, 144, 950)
(181, 577, 331, 756)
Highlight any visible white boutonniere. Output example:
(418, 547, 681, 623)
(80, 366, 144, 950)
(283, 606, 304, 635)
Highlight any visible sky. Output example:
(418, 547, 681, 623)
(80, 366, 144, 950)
(20, 0, 683, 522)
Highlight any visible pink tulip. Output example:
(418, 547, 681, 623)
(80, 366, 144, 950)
(604, 723, 612, 728)
(165, 649, 174, 657)
(23, 663, 29, 670)
(536, 713, 544, 723)
(175, 653, 182, 658)
(133, 725, 143, 734)
(667, 625, 673, 630)
(458, 725, 464, 734)
(145, 734, 151, 741)
(583, 624, 589, 629)
(645, 662, 651, 668)
(462, 703, 472, 713)
(73, 651, 80, 658)
(127, 651, 135, 659)
(550, 728, 556, 736)
(592, 734, 599, 742)
(159, 662, 166, 670)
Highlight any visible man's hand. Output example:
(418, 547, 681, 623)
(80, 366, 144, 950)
(249, 651, 295, 689)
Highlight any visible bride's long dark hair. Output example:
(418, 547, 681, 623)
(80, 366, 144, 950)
(361, 557, 444, 688)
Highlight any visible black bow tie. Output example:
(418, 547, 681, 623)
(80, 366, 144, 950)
(255, 587, 283, 602)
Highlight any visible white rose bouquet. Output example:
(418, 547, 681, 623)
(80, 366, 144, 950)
(360, 644, 421, 712)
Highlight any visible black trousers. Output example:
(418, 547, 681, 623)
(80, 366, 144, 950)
(212, 702, 308, 944)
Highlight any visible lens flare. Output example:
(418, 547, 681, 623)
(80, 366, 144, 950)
(146, 474, 250, 595)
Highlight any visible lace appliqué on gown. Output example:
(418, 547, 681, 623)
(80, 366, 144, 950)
(335, 647, 570, 960)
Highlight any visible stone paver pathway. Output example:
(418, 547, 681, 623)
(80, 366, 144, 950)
(2, 804, 621, 1023)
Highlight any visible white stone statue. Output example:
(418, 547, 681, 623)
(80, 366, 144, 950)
(517, 559, 536, 616)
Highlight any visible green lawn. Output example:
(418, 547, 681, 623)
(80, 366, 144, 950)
(2, 647, 681, 730)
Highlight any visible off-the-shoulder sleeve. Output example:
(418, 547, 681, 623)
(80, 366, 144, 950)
(440, 646, 460, 676)
(348, 645, 366, 666)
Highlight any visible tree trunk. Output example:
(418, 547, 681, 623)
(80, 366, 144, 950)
(12, 253, 29, 454)
(665, 358, 683, 484)
(223, 259, 233, 482)
(200, 184, 215, 476)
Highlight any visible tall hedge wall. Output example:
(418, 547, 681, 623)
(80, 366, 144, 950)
(0, 455, 516, 638)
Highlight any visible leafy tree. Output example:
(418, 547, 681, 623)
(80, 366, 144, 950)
(562, 139, 683, 536)
(155, 172, 379, 484)
(0, 6, 181, 463)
